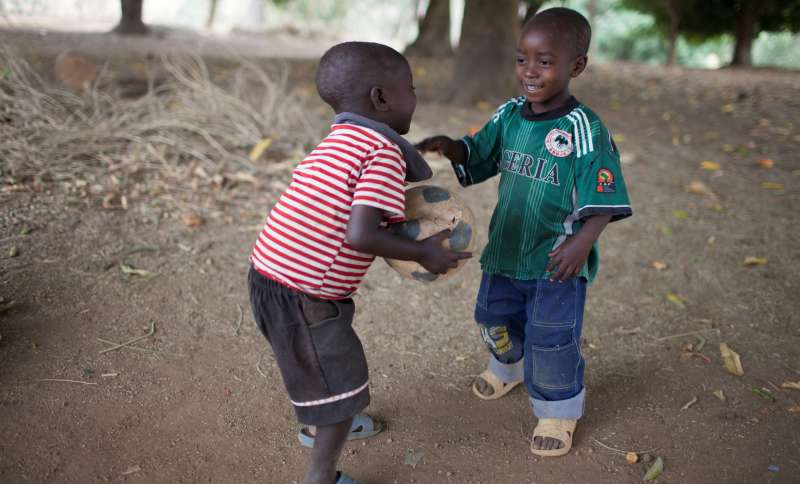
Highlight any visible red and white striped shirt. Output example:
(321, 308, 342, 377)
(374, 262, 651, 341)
(250, 124, 407, 299)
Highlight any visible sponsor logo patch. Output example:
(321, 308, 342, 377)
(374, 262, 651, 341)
(596, 168, 616, 193)
(545, 129, 573, 157)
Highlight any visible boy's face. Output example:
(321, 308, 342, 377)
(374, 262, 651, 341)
(515, 26, 586, 112)
(382, 63, 417, 134)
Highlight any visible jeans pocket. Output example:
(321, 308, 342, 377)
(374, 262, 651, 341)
(530, 326, 579, 391)
(533, 278, 578, 326)
(476, 273, 494, 311)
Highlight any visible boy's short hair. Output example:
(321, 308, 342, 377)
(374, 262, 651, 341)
(315, 41, 409, 111)
(524, 7, 591, 57)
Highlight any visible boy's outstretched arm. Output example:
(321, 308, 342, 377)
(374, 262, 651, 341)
(546, 215, 612, 282)
(415, 136, 466, 165)
(346, 205, 472, 275)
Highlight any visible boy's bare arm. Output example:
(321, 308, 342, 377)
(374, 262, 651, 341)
(415, 136, 466, 165)
(346, 205, 471, 275)
(546, 214, 612, 281)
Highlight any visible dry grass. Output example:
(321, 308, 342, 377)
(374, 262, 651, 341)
(0, 46, 320, 195)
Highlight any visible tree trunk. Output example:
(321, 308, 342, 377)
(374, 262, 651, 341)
(451, 0, 520, 104)
(731, 1, 758, 66)
(405, 0, 452, 57)
(661, 0, 679, 65)
(522, 0, 545, 26)
(112, 0, 149, 35)
(206, 0, 219, 29)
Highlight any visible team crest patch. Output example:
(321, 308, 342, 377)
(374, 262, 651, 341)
(596, 168, 616, 193)
(545, 129, 573, 157)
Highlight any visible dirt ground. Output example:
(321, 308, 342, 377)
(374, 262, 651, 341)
(1, 28, 799, 484)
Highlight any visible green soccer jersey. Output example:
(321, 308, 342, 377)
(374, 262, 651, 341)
(455, 96, 632, 282)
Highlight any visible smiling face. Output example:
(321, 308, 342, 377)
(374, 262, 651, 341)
(515, 25, 586, 113)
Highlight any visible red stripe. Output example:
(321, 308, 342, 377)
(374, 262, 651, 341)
(272, 205, 345, 235)
(267, 219, 339, 252)
(282, 192, 350, 226)
(252, 244, 323, 282)
(261, 230, 331, 267)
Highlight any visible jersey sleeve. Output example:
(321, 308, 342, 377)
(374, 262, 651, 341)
(454, 98, 521, 186)
(575, 126, 632, 222)
(352, 144, 407, 222)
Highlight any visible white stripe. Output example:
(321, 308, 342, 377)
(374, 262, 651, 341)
(553, 187, 579, 250)
(578, 204, 632, 211)
(573, 113, 588, 157)
(567, 115, 582, 157)
(577, 108, 594, 153)
(290, 381, 369, 407)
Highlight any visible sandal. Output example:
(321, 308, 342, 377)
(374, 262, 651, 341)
(530, 418, 577, 457)
(298, 413, 383, 448)
(471, 370, 522, 400)
(335, 471, 364, 484)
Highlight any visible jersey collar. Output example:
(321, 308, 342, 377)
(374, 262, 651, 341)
(520, 96, 580, 121)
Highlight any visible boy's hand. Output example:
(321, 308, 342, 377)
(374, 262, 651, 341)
(546, 235, 593, 282)
(418, 229, 472, 274)
(545, 215, 612, 281)
(415, 136, 463, 162)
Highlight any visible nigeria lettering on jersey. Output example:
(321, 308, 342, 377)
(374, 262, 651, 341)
(499, 149, 560, 186)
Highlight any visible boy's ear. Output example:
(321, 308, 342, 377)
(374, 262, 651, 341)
(369, 86, 390, 112)
(571, 55, 588, 78)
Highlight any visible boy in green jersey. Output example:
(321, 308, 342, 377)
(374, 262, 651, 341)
(416, 7, 632, 457)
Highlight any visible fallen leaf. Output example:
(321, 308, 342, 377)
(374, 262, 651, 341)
(788, 406, 800, 413)
(687, 180, 716, 198)
(227, 172, 258, 184)
(752, 387, 776, 402)
(626, 452, 638, 464)
(656, 223, 672, 236)
(719, 343, 744, 376)
(781, 381, 800, 390)
(666, 292, 686, 309)
(652, 260, 668, 271)
(761, 182, 784, 190)
(476, 100, 491, 111)
(756, 158, 774, 169)
(720, 103, 735, 113)
(182, 212, 204, 229)
(643, 456, 664, 481)
(403, 450, 423, 468)
(707, 235, 716, 245)
(711, 203, 725, 213)
(700, 160, 721, 170)
(743, 256, 768, 266)
(713, 389, 726, 402)
(119, 262, 155, 279)
(722, 144, 736, 152)
(8, 246, 18, 257)
(680, 396, 698, 411)
(121, 465, 141, 475)
(672, 209, 689, 219)
(248, 137, 273, 162)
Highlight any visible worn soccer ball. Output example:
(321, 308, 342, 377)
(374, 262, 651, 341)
(384, 185, 476, 282)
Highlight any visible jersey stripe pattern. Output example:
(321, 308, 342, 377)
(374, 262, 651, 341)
(250, 124, 406, 299)
(460, 97, 632, 282)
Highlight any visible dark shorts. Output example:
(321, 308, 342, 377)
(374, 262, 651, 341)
(248, 267, 369, 425)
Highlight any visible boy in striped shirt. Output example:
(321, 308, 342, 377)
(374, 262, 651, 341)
(417, 8, 632, 457)
(248, 42, 470, 484)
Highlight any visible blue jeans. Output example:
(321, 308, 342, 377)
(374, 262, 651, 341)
(475, 272, 587, 419)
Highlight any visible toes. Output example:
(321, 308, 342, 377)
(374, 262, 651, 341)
(475, 377, 495, 397)
(533, 436, 564, 451)
(532, 436, 543, 449)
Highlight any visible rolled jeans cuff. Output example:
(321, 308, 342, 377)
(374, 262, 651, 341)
(487, 355, 524, 383)
(530, 387, 585, 419)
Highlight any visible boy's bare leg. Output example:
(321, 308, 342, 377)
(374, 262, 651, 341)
(301, 417, 353, 484)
